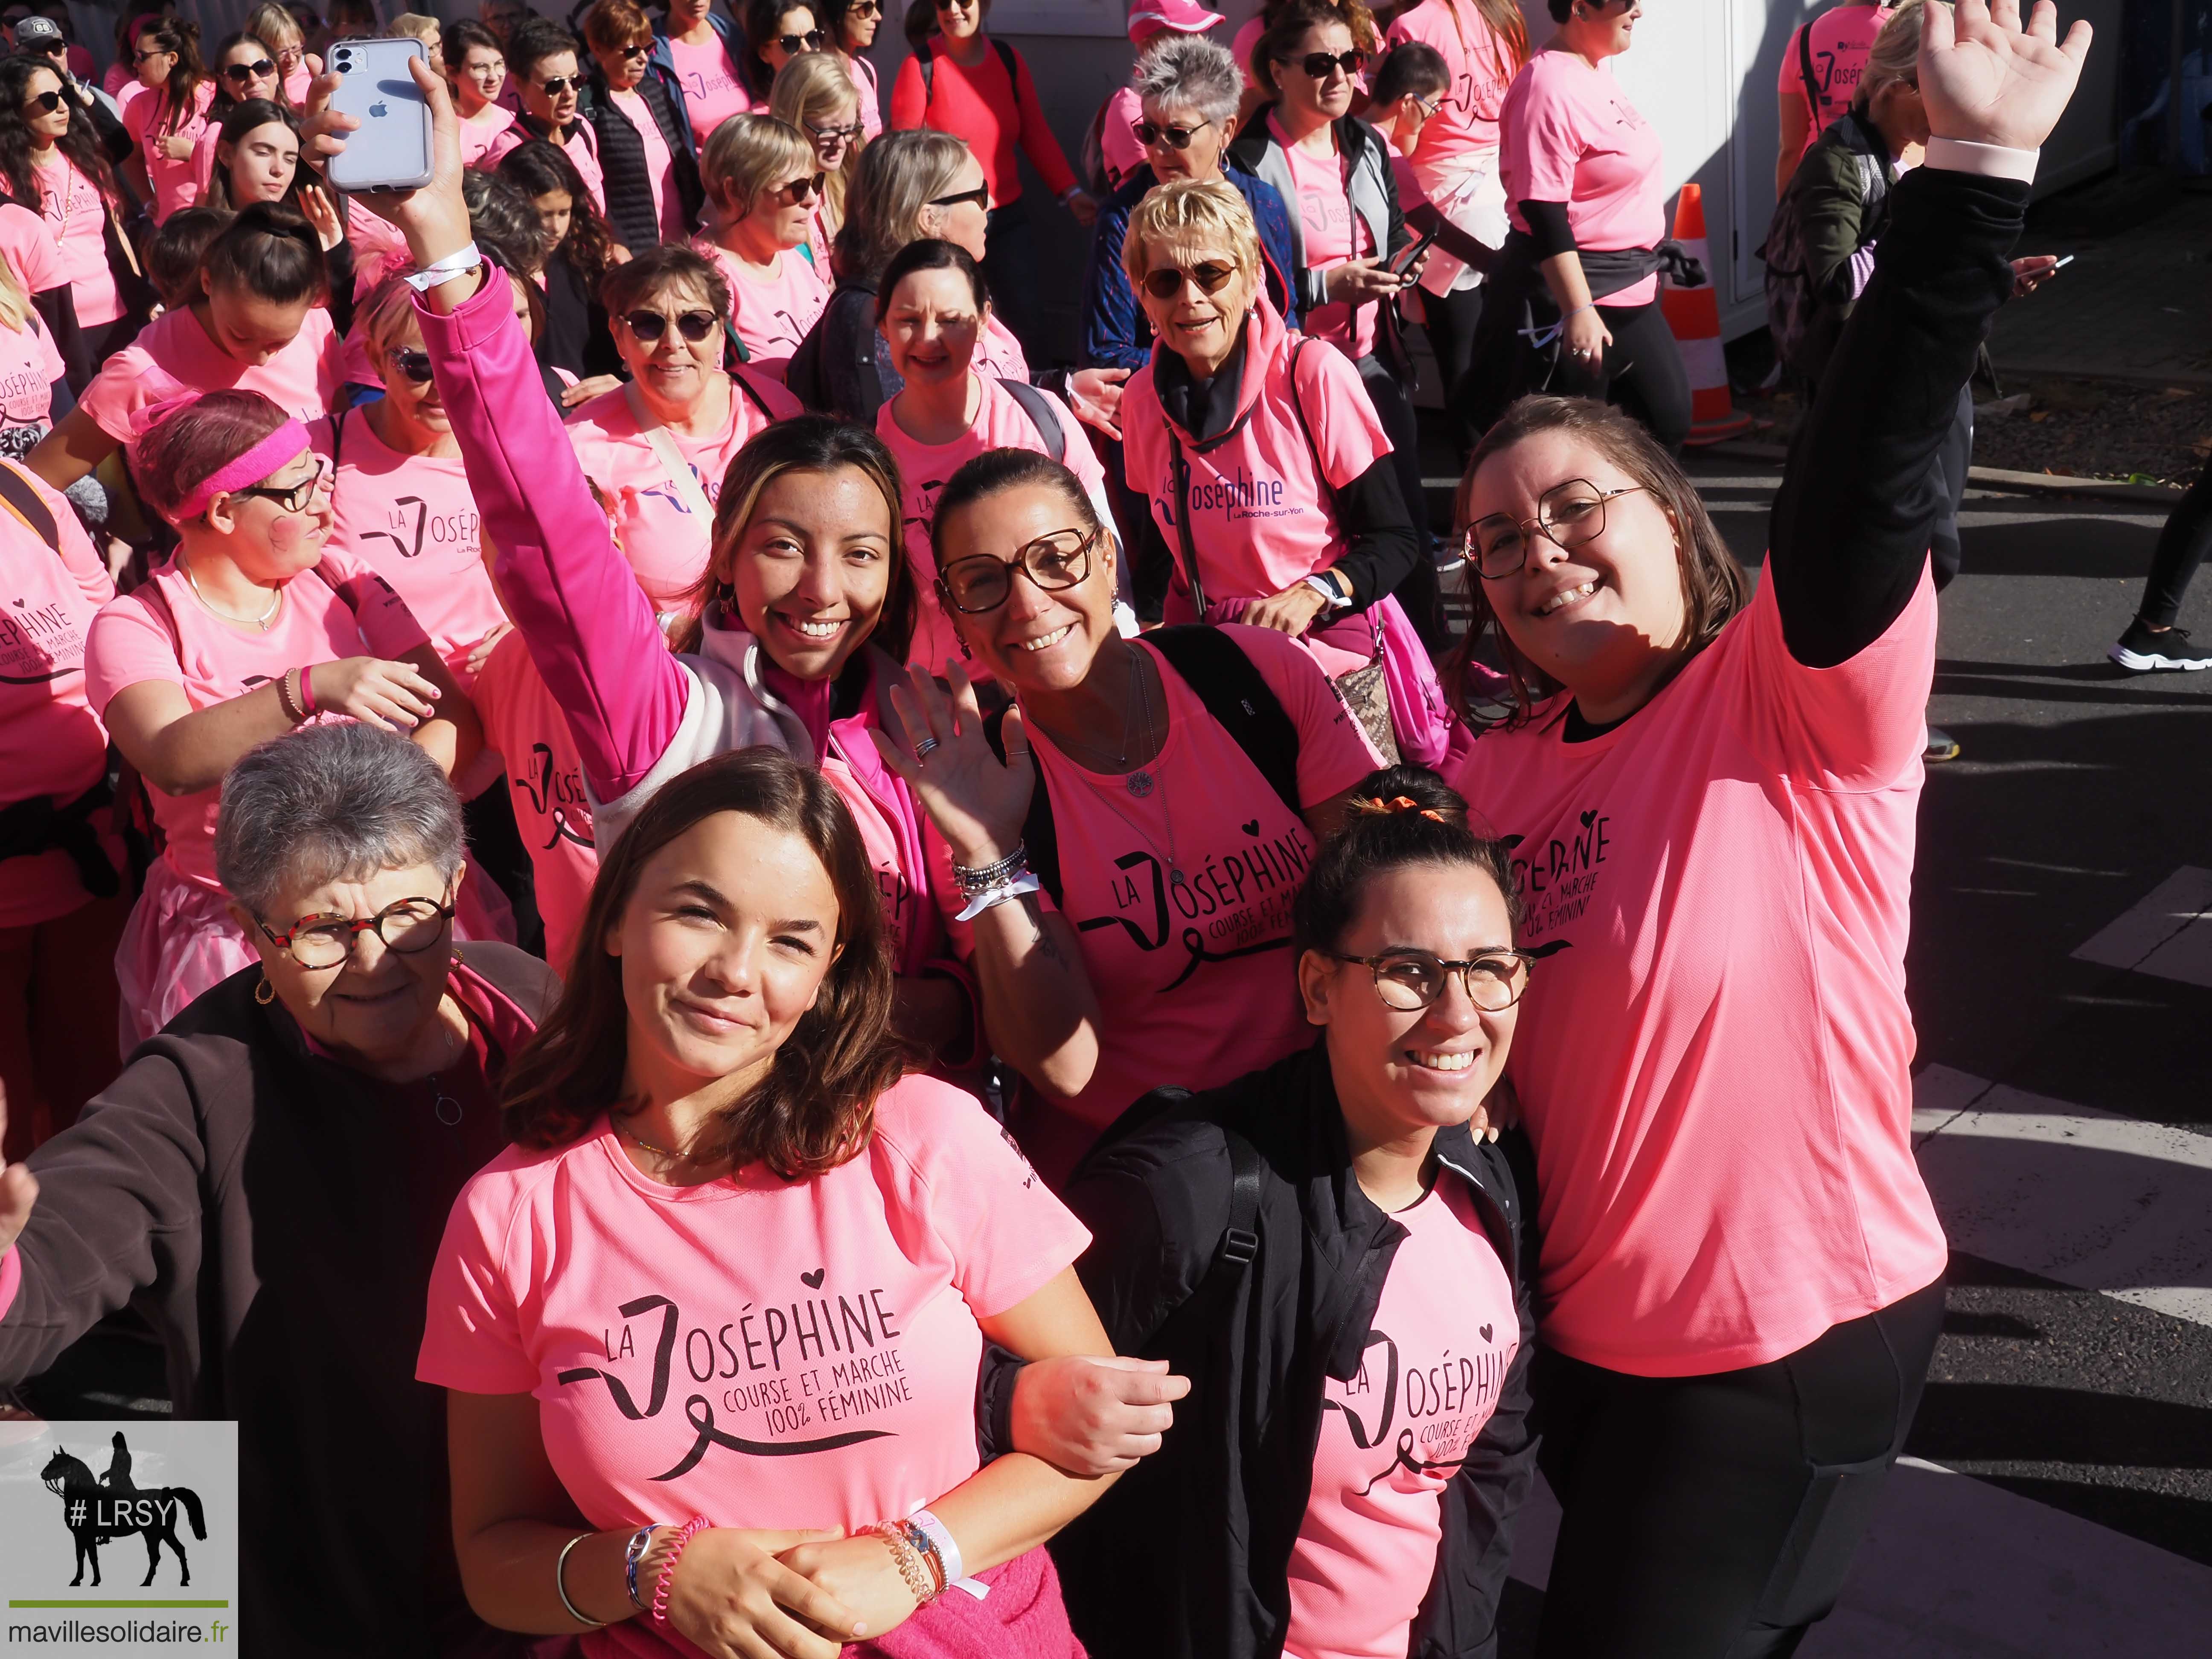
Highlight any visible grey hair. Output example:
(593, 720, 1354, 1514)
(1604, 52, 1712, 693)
(1132, 35, 1242, 133)
(1857, 0, 1937, 110)
(214, 724, 466, 918)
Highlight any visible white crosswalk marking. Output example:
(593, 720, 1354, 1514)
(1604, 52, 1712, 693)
(2071, 866, 2212, 989)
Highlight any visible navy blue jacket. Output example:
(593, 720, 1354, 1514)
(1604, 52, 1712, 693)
(1080, 158, 1300, 371)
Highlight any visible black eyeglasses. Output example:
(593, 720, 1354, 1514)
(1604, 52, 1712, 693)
(1329, 948, 1534, 1013)
(223, 58, 278, 81)
(1141, 260, 1237, 300)
(229, 460, 332, 516)
(1133, 117, 1211, 151)
(1286, 49, 1363, 78)
(389, 346, 433, 383)
(805, 116, 863, 143)
(617, 42, 650, 59)
(1461, 480, 1647, 580)
(133, 45, 172, 63)
(775, 29, 826, 52)
(258, 892, 457, 969)
(535, 73, 580, 95)
(19, 88, 62, 114)
(938, 527, 1099, 614)
(927, 181, 988, 211)
(771, 172, 826, 205)
(622, 307, 719, 343)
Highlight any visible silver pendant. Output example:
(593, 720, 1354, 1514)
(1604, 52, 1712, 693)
(1126, 770, 1155, 797)
(1169, 866, 1189, 888)
(434, 1092, 463, 1126)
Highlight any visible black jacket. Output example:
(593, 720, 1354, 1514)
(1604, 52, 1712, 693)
(585, 67, 704, 251)
(1053, 1043, 1540, 1659)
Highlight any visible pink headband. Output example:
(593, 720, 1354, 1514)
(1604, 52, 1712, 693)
(172, 419, 315, 524)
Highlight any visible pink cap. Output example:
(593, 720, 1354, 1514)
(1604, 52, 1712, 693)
(1128, 0, 1227, 42)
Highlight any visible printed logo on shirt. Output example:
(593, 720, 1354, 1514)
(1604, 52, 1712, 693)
(1454, 68, 1508, 123)
(1498, 811, 1610, 945)
(1077, 818, 1315, 991)
(1326, 1323, 1518, 1493)
(360, 495, 483, 561)
(514, 742, 594, 850)
(1155, 466, 1307, 526)
(0, 592, 86, 684)
(557, 1280, 915, 1479)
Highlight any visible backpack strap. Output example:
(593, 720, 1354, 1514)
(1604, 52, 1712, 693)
(1144, 625, 1302, 821)
(731, 364, 774, 420)
(0, 456, 62, 556)
(1164, 430, 1209, 615)
(982, 700, 1063, 905)
(1214, 1125, 1264, 1279)
(997, 377, 1065, 464)
(1796, 21, 1823, 123)
(994, 38, 1019, 86)
(1282, 337, 1338, 515)
(722, 317, 752, 363)
(918, 40, 935, 101)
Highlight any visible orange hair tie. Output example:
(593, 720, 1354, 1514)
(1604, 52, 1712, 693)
(1350, 795, 1448, 824)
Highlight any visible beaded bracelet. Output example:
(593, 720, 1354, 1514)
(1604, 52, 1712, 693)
(274, 667, 306, 725)
(651, 1515, 710, 1624)
(864, 1522, 937, 1608)
(897, 1519, 947, 1599)
(950, 841, 1029, 896)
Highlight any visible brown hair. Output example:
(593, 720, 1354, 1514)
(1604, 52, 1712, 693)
(1291, 763, 1523, 958)
(203, 200, 327, 306)
(598, 240, 731, 324)
(1251, 0, 1377, 95)
(498, 747, 910, 1178)
(1444, 395, 1750, 730)
(143, 205, 233, 310)
(131, 389, 293, 523)
(581, 0, 653, 55)
(137, 17, 208, 134)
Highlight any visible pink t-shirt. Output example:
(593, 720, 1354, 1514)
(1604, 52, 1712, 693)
(667, 34, 752, 140)
(79, 303, 345, 444)
(846, 51, 882, 141)
(1779, 6, 1894, 154)
(699, 242, 830, 378)
(1272, 114, 1376, 361)
(84, 551, 431, 889)
(471, 628, 598, 974)
(1499, 49, 1666, 306)
(611, 87, 686, 242)
(1383, 131, 1429, 212)
(125, 79, 218, 224)
(935, 626, 1380, 1154)
(564, 373, 802, 609)
(1285, 1177, 1519, 1659)
(1445, 570, 1950, 1375)
(876, 373, 1109, 680)
(416, 1074, 1089, 1659)
(972, 313, 1030, 384)
(0, 201, 64, 301)
(313, 409, 507, 684)
(283, 58, 320, 107)
(0, 462, 116, 929)
(483, 121, 606, 216)
(32, 153, 120, 328)
(1386, 0, 1520, 160)
(0, 309, 64, 432)
(458, 105, 518, 170)
(1121, 303, 1392, 602)
(1099, 85, 1144, 191)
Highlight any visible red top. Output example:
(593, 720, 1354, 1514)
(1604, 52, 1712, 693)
(888, 38, 1077, 205)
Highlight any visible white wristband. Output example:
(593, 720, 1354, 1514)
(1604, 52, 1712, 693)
(402, 241, 486, 293)
(1922, 137, 2039, 185)
(908, 1509, 964, 1588)
(954, 870, 1041, 923)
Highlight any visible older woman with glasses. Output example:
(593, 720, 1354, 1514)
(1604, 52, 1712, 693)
(771, 46, 868, 261)
(819, 0, 885, 138)
(696, 113, 831, 376)
(580, 0, 704, 254)
(1117, 178, 1451, 766)
(563, 243, 801, 614)
(0, 722, 557, 1652)
(482, 15, 607, 222)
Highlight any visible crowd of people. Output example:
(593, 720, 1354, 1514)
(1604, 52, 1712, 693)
(0, 1, 2110, 1657)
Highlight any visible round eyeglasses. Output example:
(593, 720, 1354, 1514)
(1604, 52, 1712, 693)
(1330, 948, 1534, 1013)
(1458, 480, 1648, 580)
(621, 308, 719, 344)
(938, 527, 1099, 615)
(229, 460, 333, 516)
(258, 893, 456, 969)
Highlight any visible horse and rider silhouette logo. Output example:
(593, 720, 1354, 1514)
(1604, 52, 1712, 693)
(38, 1432, 208, 1588)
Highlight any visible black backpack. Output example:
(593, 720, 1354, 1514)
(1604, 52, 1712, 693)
(980, 625, 1302, 905)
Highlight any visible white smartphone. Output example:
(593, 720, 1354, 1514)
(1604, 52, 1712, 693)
(324, 36, 433, 194)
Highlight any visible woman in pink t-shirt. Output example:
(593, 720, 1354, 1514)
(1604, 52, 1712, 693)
(0, 456, 127, 1161)
(563, 243, 800, 609)
(0, 250, 66, 458)
(867, 446, 1385, 1187)
(821, 0, 884, 139)
(1057, 769, 1535, 1659)
(695, 114, 832, 379)
(443, 20, 518, 166)
(658, 0, 754, 140)
(873, 239, 1114, 681)
(122, 17, 217, 225)
(1776, 2, 1894, 193)
(769, 47, 868, 265)
(29, 203, 346, 503)
(1117, 178, 1450, 765)
(243, 2, 320, 106)
(482, 20, 610, 222)
(1457, 0, 1691, 452)
(0, 56, 131, 353)
(418, 745, 1119, 1653)
(84, 390, 478, 1045)
(582, 0, 704, 251)
(1438, 11, 2087, 1649)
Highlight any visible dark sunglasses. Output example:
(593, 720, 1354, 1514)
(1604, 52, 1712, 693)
(1286, 49, 1364, 78)
(775, 29, 825, 52)
(536, 73, 580, 95)
(849, 0, 881, 15)
(389, 346, 433, 384)
(133, 45, 173, 63)
(1133, 117, 1211, 150)
(771, 172, 826, 205)
(617, 42, 650, 59)
(622, 308, 719, 343)
(19, 88, 62, 115)
(927, 181, 988, 211)
(1141, 260, 1237, 300)
(223, 58, 278, 81)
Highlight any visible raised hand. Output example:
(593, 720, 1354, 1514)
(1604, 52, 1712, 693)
(0, 1082, 36, 1265)
(867, 662, 1035, 867)
(1919, 0, 2093, 152)
(299, 57, 472, 270)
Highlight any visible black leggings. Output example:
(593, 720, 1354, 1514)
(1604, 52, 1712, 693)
(1552, 298, 1694, 453)
(2137, 450, 2212, 628)
(1353, 351, 1448, 649)
(1417, 281, 1485, 443)
(1533, 1277, 1945, 1659)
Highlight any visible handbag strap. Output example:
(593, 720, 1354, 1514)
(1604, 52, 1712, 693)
(624, 378, 717, 527)
(1165, 430, 1210, 616)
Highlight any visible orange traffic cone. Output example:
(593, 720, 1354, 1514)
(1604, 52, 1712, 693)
(1661, 183, 1752, 446)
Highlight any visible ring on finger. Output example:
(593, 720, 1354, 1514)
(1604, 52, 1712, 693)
(913, 736, 941, 762)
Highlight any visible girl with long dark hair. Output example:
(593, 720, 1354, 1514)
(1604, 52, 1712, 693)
(497, 136, 621, 386)
(0, 55, 135, 361)
(122, 16, 216, 224)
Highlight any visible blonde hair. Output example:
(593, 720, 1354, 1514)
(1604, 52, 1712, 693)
(354, 271, 425, 360)
(1857, 0, 1938, 109)
(387, 13, 440, 42)
(1121, 177, 1263, 295)
(700, 113, 816, 225)
(769, 50, 864, 236)
(0, 254, 29, 334)
(244, 2, 304, 54)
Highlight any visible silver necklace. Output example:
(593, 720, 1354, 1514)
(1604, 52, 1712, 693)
(1061, 655, 1189, 887)
(1030, 647, 1151, 777)
(179, 552, 281, 631)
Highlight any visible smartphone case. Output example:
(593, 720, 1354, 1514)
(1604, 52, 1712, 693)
(324, 37, 434, 194)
